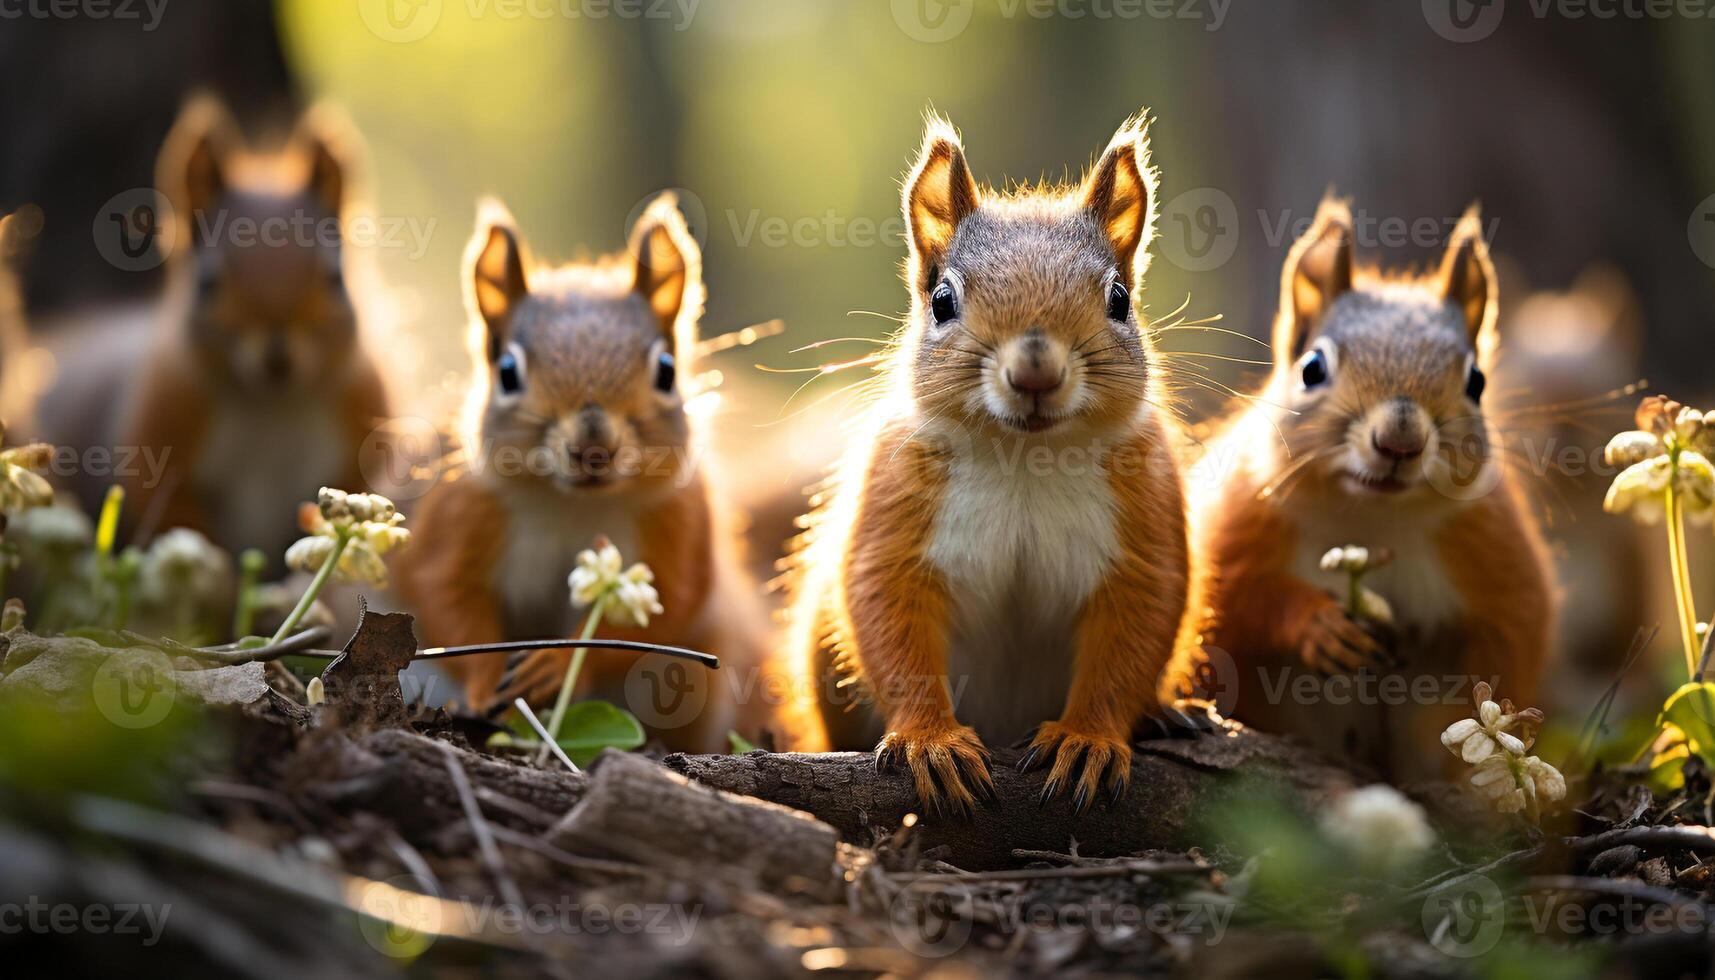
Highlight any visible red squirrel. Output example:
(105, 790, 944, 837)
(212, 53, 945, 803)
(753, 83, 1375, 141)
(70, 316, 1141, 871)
(118, 97, 389, 559)
(396, 195, 772, 752)
(782, 113, 1198, 813)
(1186, 197, 1554, 782)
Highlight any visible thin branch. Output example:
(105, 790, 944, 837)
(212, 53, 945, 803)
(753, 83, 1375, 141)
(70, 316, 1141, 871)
(437, 741, 525, 910)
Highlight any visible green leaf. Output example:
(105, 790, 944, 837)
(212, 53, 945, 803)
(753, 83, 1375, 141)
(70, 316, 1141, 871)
(1660, 682, 1715, 766)
(555, 701, 645, 767)
(728, 730, 757, 754)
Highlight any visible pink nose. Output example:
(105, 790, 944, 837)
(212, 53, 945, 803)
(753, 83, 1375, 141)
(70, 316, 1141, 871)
(1372, 430, 1425, 461)
(1006, 361, 1064, 395)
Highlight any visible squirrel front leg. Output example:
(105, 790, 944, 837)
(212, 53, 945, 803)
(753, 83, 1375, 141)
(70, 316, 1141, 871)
(844, 429, 992, 813)
(1207, 494, 1384, 675)
(121, 362, 211, 540)
(394, 477, 509, 707)
(1024, 435, 1189, 811)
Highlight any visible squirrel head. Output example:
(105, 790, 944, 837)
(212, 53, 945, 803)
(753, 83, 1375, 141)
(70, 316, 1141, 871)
(157, 96, 358, 393)
(464, 195, 702, 496)
(1267, 196, 1499, 502)
(899, 112, 1160, 439)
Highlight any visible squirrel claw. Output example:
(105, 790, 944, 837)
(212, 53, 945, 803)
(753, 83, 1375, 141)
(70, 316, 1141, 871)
(1025, 721, 1132, 811)
(1300, 602, 1391, 676)
(874, 724, 993, 815)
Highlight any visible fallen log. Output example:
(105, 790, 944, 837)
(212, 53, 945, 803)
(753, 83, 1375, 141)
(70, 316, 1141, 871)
(665, 729, 1356, 870)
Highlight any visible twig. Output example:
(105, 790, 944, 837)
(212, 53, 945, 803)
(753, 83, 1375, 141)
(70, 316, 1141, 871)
(1405, 824, 1715, 905)
(437, 741, 525, 910)
(513, 697, 581, 774)
(486, 824, 657, 880)
(381, 826, 444, 899)
(192, 626, 334, 666)
(473, 786, 561, 830)
(888, 859, 1206, 884)
(206, 634, 719, 670)
(1523, 875, 1702, 908)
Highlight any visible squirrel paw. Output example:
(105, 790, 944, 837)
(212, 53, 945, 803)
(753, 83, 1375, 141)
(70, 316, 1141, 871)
(1018, 721, 1132, 814)
(875, 723, 994, 815)
(1299, 603, 1394, 676)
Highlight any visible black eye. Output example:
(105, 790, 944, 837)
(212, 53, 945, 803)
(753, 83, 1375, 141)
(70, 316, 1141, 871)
(1466, 365, 1486, 403)
(1106, 280, 1129, 321)
(654, 351, 676, 393)
(496, 349, 524, 395)
(1300, 348, 1329, 388)
(930, 280, 958, 325)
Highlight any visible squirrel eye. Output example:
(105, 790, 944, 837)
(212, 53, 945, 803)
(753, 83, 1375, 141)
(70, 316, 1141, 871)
(930, 280, 958, 325)
(654, 350, 676, 393)
(1466, 364, 1487, 403)
(1300, 348, 1330, 389)
(1106, 280, 1129, 322)
(496, 348, 524, 396)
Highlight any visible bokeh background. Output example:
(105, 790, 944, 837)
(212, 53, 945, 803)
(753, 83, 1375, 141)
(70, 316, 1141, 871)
(2, 0, 1714, 713)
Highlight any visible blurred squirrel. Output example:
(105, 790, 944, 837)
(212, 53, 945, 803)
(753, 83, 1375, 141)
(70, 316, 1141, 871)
(395, 195, 772, 752)
(27, 96, 388, 561)
(1185, 197, 1554, 782)
(781, 113, 1197, 813)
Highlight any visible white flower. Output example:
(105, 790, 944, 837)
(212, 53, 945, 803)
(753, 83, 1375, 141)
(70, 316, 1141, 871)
(1523, 755, 1567, 804)
(569, 540, 624, 608)
(1441, 698, 1517, 763)
(1320, 785, 1435, 873)
(1469, 754, 1527, 813)
(8, 503, 93, 552)
(1604, 429, 1663, 469)
(305, 676, 325, 707)
(284, 488, 410, 586)
(567, 537, 664, 628)
(140, 527, 231, 605)
(0, 434, 53, 517)
(1603, 400, 1715, 525)
(1320, 545, 1371, 574)
(1444, 683, 1561, 819)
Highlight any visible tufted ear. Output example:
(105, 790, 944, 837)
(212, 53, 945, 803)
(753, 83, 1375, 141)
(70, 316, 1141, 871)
(1274, 195, 1354, 364)
(1082, 113, 1158, 286)
(903, 113, 979, 292)
(629, 192, 703, 351)
(1440, 204, 1497, 350)
(156, 95, 241, 235)
(291, 106, 354, 219)
(467, 200, 530, 362)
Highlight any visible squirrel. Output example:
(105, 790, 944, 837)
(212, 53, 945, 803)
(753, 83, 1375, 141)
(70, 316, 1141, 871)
(780, 113, 1197, 813)
(115, 96, 389, 561)
(1185, 196, 1554, 782)
(395, 194, 772, 753)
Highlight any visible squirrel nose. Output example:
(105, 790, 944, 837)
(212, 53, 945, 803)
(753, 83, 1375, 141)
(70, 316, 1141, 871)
(1372, 429, 1425, 461)
(1003, 334, 1066, 395)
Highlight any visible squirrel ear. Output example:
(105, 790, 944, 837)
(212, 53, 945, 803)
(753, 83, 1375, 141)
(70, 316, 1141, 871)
(1276, 196, 1354, 363)
(292, 107, 350, 218)
(1440, 205, 1496, 347)
(468, 203, 529, 361)
(157, 95, 240, 230)
(1083, 113, 1157, 284)
(629, 193, 703, 348)
(903, 115, 978, 290)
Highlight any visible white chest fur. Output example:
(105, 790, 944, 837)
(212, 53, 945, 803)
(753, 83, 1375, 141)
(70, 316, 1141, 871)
(490, 482, 640, 640)
(194, 398, 343, 554)
(927, 436, 1120, 744)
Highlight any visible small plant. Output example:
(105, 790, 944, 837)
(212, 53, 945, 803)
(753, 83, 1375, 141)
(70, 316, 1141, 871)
(273, 488, 410, 643)
(0, 424, 55, 599)
(231, 548, 265, 640)
(1603, 395, 1715, 678)
(533, 536, 660, 765)
(1319, 545, 1394, 626)
(139, 528, 230, 644)
(1440, 681, 1564, 822)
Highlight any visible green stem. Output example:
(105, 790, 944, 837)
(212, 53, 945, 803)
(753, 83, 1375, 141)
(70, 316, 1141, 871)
(536, 602, 606, 764)
(232, 548, 265, 641)
(1666, 480, 1702, 680)
(269, 533, 348, 645)
(1346, 571, 1363, 617)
